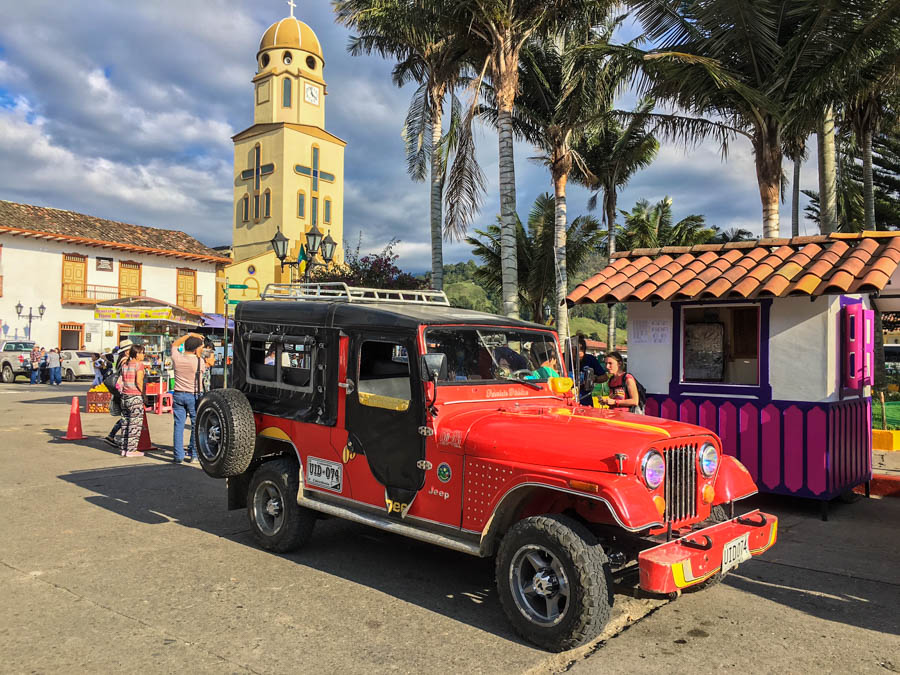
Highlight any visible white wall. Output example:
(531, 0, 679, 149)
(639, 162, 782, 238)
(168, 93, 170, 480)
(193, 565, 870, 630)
(626, 302, 674, 395)
(0, 235, 219, 352)
(769, 296, 830, 401)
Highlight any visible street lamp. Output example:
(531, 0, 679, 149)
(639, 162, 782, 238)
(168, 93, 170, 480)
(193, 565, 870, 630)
(270, 225, 337, 283)
(16, 301, 45, 340)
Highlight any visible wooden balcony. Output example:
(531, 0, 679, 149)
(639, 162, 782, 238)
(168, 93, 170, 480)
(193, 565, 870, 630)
(62, 284, 146, 305)
(177, 294, 203, 312)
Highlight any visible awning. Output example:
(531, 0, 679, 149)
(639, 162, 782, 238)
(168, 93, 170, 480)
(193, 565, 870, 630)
(201, 314, 235, 330)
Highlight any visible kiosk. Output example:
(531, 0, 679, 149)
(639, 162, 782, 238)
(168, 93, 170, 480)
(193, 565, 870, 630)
(568, 232, 900, 509)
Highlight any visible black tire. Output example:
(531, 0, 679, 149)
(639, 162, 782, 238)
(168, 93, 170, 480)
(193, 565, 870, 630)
(496, 514, 612, 652)
(65, 369, 75, 382)
(196, 388, 256, 478)
(1, 364, 14, 384)
(693, 505, 729, 590)
(247, 458, 315, 553)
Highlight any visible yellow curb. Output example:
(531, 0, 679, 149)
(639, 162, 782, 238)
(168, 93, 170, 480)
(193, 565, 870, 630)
(872, 429, 900, 452)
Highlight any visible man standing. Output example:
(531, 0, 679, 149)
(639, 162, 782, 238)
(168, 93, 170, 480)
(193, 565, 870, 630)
(170, 332, 214, 464)
(47, 348, 62, 386)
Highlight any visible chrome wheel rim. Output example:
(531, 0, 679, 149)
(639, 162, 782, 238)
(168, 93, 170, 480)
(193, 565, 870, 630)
(252, 480, 284, 536)
(197, 408, 222, 462)
(509, 544, 570, 626)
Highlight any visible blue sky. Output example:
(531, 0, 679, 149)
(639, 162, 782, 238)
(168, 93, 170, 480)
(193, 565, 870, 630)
(0, 1, 821, 273)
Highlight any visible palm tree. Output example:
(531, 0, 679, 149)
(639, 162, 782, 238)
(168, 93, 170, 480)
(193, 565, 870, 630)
(578, 103, 658, 350)
(334, 0, 484, 291)
(628, 0, 899, 238)
(453, 0, 608, 318)
(467, 194, 604, 323)
(710, 226, 754, 244)
(616, 197, 716, 250)
(479, 19, 620, 340)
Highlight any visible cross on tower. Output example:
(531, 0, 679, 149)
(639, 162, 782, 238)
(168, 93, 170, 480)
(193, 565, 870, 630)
(295, 146, 335, 226)
(287, 0, 297, 18)
(241, 145, 275, 220)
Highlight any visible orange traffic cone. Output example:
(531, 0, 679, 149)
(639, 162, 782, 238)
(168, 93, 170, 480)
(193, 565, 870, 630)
(136, 413, 157, 452)
(64, 396, 86, 440)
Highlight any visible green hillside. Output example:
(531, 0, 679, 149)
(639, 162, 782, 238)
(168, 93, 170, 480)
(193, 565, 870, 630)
(569, 317, 627, 346)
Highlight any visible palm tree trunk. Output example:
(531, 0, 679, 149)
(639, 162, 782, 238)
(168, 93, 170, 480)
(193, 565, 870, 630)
(429, 104, 444, 290)
(863, 128, 875, 230)
(755, 119, 781, 238)
(819, 106, 838, 234)
(791, 158, 801, 238)
(606, 188, 617, 355)
(497, 108, 519, 318)
(553, 171, 569, 343)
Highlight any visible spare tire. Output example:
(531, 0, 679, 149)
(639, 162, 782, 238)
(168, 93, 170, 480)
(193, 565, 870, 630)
(196, 388, 256, 478)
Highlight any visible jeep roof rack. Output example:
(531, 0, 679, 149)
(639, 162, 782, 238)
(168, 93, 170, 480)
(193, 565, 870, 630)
(260, 282, 451, 306)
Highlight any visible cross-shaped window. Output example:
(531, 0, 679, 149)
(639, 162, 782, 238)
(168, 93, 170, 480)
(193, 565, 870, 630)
(295, 146, 335, 227)
(240, 144, 275, 221)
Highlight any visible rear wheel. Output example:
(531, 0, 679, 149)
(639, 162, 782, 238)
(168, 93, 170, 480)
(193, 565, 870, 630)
(65, 369, 75, 382)
(1, 364, 14, 383)
(496, 514, 612, 652)
(247, 458, 315, 553)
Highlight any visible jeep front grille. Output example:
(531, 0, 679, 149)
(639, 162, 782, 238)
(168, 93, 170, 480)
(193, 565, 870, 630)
(664, 444, 697, 523)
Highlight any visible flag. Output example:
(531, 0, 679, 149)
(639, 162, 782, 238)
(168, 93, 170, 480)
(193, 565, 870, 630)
(298, 245, 307, 276)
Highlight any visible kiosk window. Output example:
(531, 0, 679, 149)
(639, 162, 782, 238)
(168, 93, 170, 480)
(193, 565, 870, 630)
(682, 305, 759, 385)
(358, 340, 411, 411)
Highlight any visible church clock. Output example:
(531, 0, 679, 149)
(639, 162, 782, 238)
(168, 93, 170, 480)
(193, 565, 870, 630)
(304, 83, 320, 106)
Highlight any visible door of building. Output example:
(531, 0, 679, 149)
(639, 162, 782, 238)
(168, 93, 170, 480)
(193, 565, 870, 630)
(177, 269, 197, 309)
(59, 323, 84, 350)
(61, 254, 87, 303)
(118, 261, 142, 298)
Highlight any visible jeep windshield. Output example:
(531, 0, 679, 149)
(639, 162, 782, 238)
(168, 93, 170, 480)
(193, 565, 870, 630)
(424, 327, 561, 385)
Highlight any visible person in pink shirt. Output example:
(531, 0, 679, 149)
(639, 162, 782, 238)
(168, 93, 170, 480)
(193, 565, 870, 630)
(170, 332, 215, 464)
(119, 344, 146, 457)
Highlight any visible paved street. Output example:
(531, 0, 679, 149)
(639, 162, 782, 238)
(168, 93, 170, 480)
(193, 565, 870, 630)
(1, 382, 898, 674)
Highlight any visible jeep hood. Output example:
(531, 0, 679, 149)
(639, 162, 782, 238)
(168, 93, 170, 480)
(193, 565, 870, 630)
(450, 404, 709, 473)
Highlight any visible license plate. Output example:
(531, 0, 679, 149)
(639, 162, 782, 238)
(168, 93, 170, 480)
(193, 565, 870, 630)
(721, 533, 751, 574)
(306, 456, 343, 493)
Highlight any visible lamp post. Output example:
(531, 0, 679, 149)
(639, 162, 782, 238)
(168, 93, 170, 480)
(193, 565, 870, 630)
(15, 301, 46, 340)
(270, 225, 337, 283)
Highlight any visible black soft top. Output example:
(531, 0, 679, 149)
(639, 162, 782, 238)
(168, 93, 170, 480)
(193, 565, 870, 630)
(236, 300, 550, 332)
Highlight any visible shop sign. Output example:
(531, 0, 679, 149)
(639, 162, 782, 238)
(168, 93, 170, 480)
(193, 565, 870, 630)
(95, 306, 174, 321)
(96, 257, 114, 271)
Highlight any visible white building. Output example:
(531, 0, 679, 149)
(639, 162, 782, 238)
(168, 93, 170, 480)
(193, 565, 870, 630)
(0, 200, 229, 352)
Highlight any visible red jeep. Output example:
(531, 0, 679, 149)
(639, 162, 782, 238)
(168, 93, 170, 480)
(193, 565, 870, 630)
(196, 284, 777, 651)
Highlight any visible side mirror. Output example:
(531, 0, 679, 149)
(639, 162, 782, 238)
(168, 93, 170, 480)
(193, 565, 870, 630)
(421, 353, 447, 382)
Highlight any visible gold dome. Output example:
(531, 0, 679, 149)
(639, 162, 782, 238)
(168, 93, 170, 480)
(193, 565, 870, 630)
(258, 17, 323, 59)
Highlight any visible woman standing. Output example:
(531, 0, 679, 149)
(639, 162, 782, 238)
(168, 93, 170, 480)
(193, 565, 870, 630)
(600, 351, 642, 413)
(119, 344, 146, 458)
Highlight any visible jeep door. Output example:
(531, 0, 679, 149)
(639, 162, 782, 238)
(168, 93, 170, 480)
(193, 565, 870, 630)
(345, 332, 426, 510)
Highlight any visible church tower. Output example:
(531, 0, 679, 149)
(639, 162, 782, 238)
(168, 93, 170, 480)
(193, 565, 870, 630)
(226, 7, 346, 297)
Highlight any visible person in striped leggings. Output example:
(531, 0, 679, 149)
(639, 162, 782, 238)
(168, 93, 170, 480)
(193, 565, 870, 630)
(119, 345, 146, 458)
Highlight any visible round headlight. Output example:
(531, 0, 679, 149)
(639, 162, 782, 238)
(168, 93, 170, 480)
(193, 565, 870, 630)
(699, 443, 718, 477)
(641, 450, 665, 489)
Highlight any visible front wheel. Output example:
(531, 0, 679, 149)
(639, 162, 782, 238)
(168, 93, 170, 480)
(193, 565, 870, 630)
(496, 514, 612, 652)
(1, 365, 14, 383)
(65, 369, 75, 382)
(247, 458, 316, 553)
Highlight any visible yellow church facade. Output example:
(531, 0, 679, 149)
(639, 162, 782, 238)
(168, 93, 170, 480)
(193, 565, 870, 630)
(225, 14, 346, 300)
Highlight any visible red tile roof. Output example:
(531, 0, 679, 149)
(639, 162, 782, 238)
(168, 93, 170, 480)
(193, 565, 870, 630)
(0, 200, 230, 263)
(568, 232, 900, 306)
